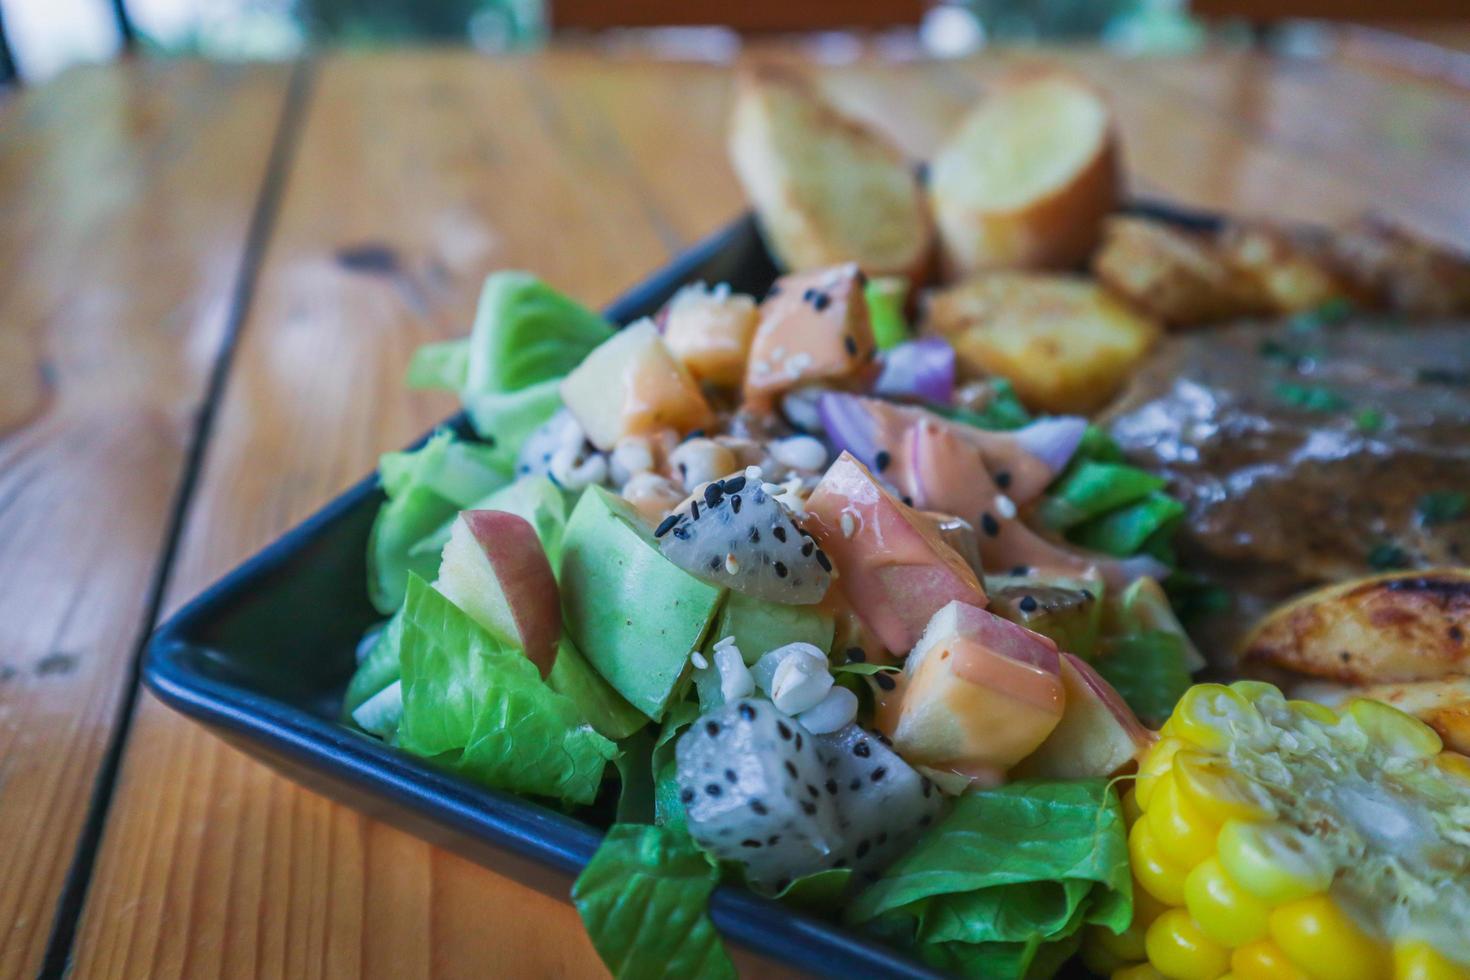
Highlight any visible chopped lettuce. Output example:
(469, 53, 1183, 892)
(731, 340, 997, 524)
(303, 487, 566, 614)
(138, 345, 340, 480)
(367, 430, 511, 612)
(406, 338, 470, 391)
(847, 780, 1132, 980)
(572, 824, 735, 980)
(549, 637, 649, 741)
(463, 377, 564, 469)
(396, 575, 616, 805)
(465, 271, 614, 396)
(344, 608, 405, 719)
(1095, 629, 1194, 727)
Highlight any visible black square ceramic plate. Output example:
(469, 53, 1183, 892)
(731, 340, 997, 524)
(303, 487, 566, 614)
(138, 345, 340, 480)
(146, 203, 1219, 979)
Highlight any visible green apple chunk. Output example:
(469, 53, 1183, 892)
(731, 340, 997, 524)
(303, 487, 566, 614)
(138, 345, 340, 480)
(560, 486, 724, 720)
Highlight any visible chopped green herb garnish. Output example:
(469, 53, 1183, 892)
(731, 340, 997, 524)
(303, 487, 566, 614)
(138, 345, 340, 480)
(1273, 382, 1348, 413)
(1354, 407, 1385, 433)
(1417, 491, 1469, 527)
(1367, 542, 1411, 571)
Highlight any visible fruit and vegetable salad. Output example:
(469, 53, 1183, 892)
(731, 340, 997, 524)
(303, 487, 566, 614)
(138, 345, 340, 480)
(344, 266, 1470, 980)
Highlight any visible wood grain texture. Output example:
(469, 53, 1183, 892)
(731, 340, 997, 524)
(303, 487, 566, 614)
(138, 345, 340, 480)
(60, 43, 1470, 980)
(0, 60, 289, 978)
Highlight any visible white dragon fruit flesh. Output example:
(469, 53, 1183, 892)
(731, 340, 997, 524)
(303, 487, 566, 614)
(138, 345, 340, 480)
(813, 724, 947, 885)
(675, 699, 841, 893)
(654, 474, 830, 604)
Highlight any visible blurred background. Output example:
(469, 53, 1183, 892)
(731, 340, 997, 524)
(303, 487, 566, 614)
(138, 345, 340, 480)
(3, 0, 1467, 86)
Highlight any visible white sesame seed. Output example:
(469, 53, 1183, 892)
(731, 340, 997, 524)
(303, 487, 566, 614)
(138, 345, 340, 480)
(744, 464, 763, 481)
(713, 634, 738, 652)
(725, 554, 740, 574)
(994, 494, 1017, 520)
(690, 651, 709, 670)
(840, 512, 856, 538)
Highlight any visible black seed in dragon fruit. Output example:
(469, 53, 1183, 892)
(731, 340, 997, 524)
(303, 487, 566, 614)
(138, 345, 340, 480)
(657, 474, 830, 604)
(814, 724, 947, 882)
(675, 699, 841, 893)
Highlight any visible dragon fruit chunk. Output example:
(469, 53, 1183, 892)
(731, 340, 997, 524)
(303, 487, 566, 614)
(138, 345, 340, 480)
(657, 474, 831, 604)
(676, 699, 842, 893)
(814, 724, 947, 883)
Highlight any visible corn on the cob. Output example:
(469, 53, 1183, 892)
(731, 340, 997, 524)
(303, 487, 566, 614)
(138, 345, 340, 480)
(1084, 681, 1470, 980)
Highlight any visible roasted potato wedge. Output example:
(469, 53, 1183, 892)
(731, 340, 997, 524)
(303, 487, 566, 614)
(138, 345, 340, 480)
(1241, 568, 1470, 684)
(924, 272, 1161, 413)
(1293, 675, 1470, 755)
(1091, 216, 1269, 326)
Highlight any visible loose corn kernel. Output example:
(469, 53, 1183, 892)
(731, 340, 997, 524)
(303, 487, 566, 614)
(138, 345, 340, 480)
(1217, 820, 1332, 905)
(1146, 908, 1232, 980)
(1147, 770, 1221, 869)
(1138, 737, 1189, 809)
(1286, 700, 1337, 726)
(1346, 699, 1443, 760)
(1186, 856, 1271, 947)
(1168, 685, 1266, 752)
(1174, 751, 1275, 823)
(1231, 940, 1311, 980)
(1393, 940, 1470, 980)
(1114, 964, 1170, 980)
(1131, 818, 1190, 906)
(1268, 895, 1390, 980)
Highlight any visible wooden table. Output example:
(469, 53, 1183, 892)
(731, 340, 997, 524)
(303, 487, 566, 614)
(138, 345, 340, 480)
(4, 37, 1469, 980)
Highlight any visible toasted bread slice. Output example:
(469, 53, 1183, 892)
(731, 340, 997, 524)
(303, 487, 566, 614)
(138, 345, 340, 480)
(929, 72, 1120, 275)
(925, 273, 1160, 413)
(1092, 216, 1270, 326)
(728, 64, 931, 281)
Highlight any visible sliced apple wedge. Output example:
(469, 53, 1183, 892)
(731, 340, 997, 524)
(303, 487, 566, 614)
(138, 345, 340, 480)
(560, 319, 713, 450)
(436, 510, 560, 677)
(804, 452, 986, 654)
(882, 600, 1064, 774)
(1011, 653, 1153, 780)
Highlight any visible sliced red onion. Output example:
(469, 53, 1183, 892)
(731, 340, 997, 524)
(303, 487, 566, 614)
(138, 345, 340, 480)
(816, 392, 881, 468)
(1012, 416, 1088, 475)
(873, 338, 956, 406)
(1099, 552, 1172, 590)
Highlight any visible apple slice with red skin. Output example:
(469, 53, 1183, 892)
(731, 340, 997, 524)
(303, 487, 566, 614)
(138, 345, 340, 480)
(436, 509, 560, 678)
(1011, 652, 1155, 780)
(803, 452, 987, 654)
(880, 600, 1065, 775)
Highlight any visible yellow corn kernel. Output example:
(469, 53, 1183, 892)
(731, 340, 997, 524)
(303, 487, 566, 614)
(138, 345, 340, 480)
(1169, 685, 1266, 752)
(1286, 700, 1337, 726)
(1114, 965, 1169, 980)
(1131, 818, 1190, 906)
(1438, 752, 1470, 783)
(1138, 737, 1188, 809)
(1231, 940, 1311, 980)
(1174, 751, 1276, 823)
(1186, 856, 1271, 947)
(1146, 908, 1231, 980)
(1347, 699, 1443, 759)
(1394, 940, 1470, 980)
(1217, 820, 1332, 905)
(1232, 680, 1289, 720)
(1146, 770, 1220, 869)
(1123, 786, 1145, 825)
(1268, 895, 1390, 980)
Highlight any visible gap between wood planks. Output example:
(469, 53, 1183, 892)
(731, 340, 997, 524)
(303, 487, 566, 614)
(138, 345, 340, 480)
(36, 58, 316, 980)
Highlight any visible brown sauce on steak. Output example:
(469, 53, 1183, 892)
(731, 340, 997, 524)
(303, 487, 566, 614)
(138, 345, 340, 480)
(1103, 318, 1470, 664)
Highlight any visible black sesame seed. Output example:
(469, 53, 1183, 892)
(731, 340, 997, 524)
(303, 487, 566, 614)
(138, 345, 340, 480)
(680, 788, 695, 803)
(773, 526, 787, 543)
(813, 293, 830, 312)
(653, 514, 679, 538)
(673, 526, 691, 541)
(871, 767, 887, 783)
(690, 500, 700, 521)
(803, 287, 816, 302)
(678, 462, 688, 478)
(706, 783, 722, 797)
(981, 512, 1001, 537)
(706, 721, 721, 736)
(709, 556, 722, 571)
(825, 778, 839, 795)
(901, 495, 914, 507)
(875, 673, 897, 691)
(785, 761, 799, 778)
(1019, 595, 1038, 613)
(846, 647, 867, 663)
(774, 561, 789, 578)
(815, 549, 831, 572)
(856, 839, 871, 858)
(794, 733, 803, 750)
(751, 800, 768, 815)
(807, 784, 819, 798)
(922, 778, 933, 798)
(801, 800, 818, 816)
(995, 470, 1012, 490)
(731, 494, 742, 514)
(853, 740, 871, 758)
(723, 476, 747, 493)
(739, 703, 757, 720)
(777, 721, 792, 740)
(801, 540, 814, 557)
(875, 450, 892, 472)
(844, 335, 858, 356)
(703, 483, 723, 507)
(725, 768, 738, 783)
(1010, 565, 1031, 576)
(742, 839, 762, 848)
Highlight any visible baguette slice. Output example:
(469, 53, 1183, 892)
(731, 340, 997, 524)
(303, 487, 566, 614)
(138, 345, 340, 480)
(925, 272, 1160, 414)
(728, 64, 931, 281)
(930, 72, 1120, 275)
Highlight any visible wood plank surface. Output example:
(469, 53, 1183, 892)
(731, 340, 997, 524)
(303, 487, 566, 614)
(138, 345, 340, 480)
(0, 60, 289, 977)
(55, 42, 1470, 980)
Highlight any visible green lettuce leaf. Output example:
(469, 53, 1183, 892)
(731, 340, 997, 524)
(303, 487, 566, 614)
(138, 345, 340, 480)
(1095, 629, 1194, 727)
(463, 377, 564, 471)
(367, 430, 511, 612)
(572, 824, 736, 980)
(406, 338, 470, 391)
(465, 271, 614, 396)
(848, 780, 1132, 980)
(396, 575, 616, 804)
(343, 609, 404, 720)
